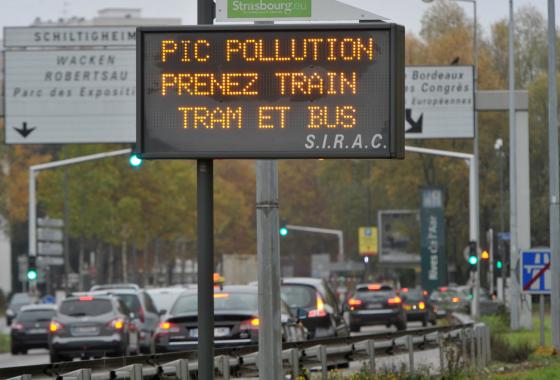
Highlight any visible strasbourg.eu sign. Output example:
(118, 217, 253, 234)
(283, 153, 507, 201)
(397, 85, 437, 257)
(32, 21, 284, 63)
(137, 24, 405, 159)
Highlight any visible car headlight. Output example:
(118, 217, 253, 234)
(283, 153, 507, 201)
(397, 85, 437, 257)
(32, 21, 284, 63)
(6, 309, 14, 317)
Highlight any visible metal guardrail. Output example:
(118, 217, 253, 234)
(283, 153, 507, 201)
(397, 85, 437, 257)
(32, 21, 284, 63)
(2, 323, 491, 380)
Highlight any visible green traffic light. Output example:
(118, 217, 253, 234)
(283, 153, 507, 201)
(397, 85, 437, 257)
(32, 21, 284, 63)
(279, 227, 288, 236)
(129, 153, 143, 168)
(496, 261, 503, 269)
(468, 255, 478, 266)
(27, 269, 38, 281)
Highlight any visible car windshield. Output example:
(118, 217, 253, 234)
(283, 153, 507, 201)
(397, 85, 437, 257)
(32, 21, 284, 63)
(281, 285, 316, 309)
(10, 293, 31, 306)
(59, 299, 113, 317)
(403, 290, 424, 302)
(172, 292, 258, 315)
(112, 293, 142, 313)
(356, 290, 395, 302)
(149, 290, 181, 312)
(17, 309, 55, 322)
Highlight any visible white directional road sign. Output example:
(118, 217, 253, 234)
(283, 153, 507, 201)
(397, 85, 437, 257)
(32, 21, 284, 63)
(521, 249, 551, 294)
(37, 217, 64, 228)
(4, 26, 136, 144)
(215, 0, 386, 22)
(37, 227, 63, 242)
(38, 242, 64, 256)
(405, 66, 474, 139)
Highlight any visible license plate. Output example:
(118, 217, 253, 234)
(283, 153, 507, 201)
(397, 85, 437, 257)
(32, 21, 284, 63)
(367, 303, 382, 309)
(189, 327, 231, 338)
(28, 328, 47, 334)
(72, 326, 99, 336)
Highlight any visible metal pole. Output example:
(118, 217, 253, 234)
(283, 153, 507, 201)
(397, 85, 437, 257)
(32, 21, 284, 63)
(540, 294, 545, 347)
(499, 147, 506, 301)
(28, 169, 36, 258)
(547, 0, 560, 350)
(509, 0, 520, 331)
(256, 160, 283, 380)
(197, 160, 214, 380)
(197, 3, 214, 378)
(469, 159, 479, 319)
(63, 168, 71, 292)
(489, 228, 494, 295)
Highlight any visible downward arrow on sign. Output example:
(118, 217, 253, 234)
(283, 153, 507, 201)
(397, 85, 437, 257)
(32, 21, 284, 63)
(14, 122, 36, 138)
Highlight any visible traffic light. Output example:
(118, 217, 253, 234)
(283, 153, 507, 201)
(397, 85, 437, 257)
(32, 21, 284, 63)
(496, 256, 503, 270)
(468, 241, 478, 268)
(279, 224, 289, 237)
(129, 153, 143, 168)
(481, 250, 490, 261)
(27, 256, 38, 281)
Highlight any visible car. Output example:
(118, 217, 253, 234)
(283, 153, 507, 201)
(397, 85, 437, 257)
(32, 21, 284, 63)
(146, 287, 185, 314)
(429, 287, 469, 315)
(10, 304, 57, 354)
(154, 285, 307, 352)
(88, 288, 160, 354)
(6, 292, 33, 326)
(347, 284, 407, 332)
(280, 277, 348, 339)
(48, 295, 138, 362)
(400, 288, 437, 326)
(91, 283, 140, 291)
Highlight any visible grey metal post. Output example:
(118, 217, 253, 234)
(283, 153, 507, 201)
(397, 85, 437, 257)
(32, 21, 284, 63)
(256, 160, 283, 380)
(197, 160, 214, 380)
(508, 0, 520, 331)
(489, 229, 494, 295)
(437, 332, 445, 372)
(29, 169, 36, 258)
(319, 345, 328, 380)
(289, 348, 300, 378)
(367, 339, 376, 374)
(63, 168, 71, 292)
(407, 335, 414, 373)
(197, 3, 215, 379)
(547, 0, 560, 350)
(540, 294, 546, 347)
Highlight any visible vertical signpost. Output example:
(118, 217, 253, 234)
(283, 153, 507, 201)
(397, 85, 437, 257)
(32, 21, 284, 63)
(136, 19, 404, 379)
(420, 188, 446, 292)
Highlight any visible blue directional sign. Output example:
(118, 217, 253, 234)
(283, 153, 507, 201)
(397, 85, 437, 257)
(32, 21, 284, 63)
(521, 249, 551, 294)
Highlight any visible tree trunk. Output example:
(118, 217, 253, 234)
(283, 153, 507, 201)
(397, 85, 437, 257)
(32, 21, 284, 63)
(143, 239, 150, 287)
(108, 244, 114, 284)
(121, 239, 128, 283)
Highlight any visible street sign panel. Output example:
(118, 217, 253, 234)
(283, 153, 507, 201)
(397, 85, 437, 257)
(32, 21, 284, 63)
(405, 66, 474, 139)
(215, 0, 386, 22)
(137, 24, 405, 159)
(37, 218, 64, 228)
(4, 26, 136, 144)
(38, 242, 64, 256)
(521, 249, 551, 294)
(37, 228, 63, 242)
(359, 227, 378, 256)
(38, 255, 64, 266)
(378, 210, 420, 265)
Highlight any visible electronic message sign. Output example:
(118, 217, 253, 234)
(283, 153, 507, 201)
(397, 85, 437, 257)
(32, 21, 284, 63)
(137, 24, 404, 159)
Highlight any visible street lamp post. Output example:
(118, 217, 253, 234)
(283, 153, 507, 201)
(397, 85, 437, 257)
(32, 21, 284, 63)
(422, 0, 480, 319)
(495, 138, 506, 301)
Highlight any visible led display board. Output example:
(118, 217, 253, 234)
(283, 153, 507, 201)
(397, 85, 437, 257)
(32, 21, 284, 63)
(137, 24, 405, 159)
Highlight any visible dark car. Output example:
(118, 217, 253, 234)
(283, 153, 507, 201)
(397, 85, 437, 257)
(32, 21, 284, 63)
(10, 304, 57, 354)
(154, 285, 306, 352)
(6, 292, 33, 326)
(48, 295, 138, 362)
(88, 287, 160, 353)
(280, 277, 348, 339)
(347, 284, 407, 332)
(429, 287, 469, 315)
(401, 288, 437, 326)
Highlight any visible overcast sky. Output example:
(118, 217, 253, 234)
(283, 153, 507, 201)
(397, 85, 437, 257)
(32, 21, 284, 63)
(0, 0, 557, 38)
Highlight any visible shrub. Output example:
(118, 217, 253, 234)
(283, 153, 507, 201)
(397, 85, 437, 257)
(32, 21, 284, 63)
(491, 334, 534, 363)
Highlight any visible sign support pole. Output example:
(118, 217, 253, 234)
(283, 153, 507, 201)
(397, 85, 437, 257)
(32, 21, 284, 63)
(197, 159, 214, 380)
(546, 0, 560, 350)
(197, 1, 215, 378)
(256, 160, 283, 380)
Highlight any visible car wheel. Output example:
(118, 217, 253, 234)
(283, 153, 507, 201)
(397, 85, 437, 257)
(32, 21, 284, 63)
(50, 352, 63, 363)
(395, 319, 406, 331)
(20, 348, 27, 355)
(422, 314, 429, 327)
(349, 323, 360, 333)
(10, 343, 19, 355)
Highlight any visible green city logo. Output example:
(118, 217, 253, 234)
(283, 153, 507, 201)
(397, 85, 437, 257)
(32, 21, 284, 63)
(228, 0, 312, 18)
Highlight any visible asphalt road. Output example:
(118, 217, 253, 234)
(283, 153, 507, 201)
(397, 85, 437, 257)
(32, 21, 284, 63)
(0, 322, 426, 368)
